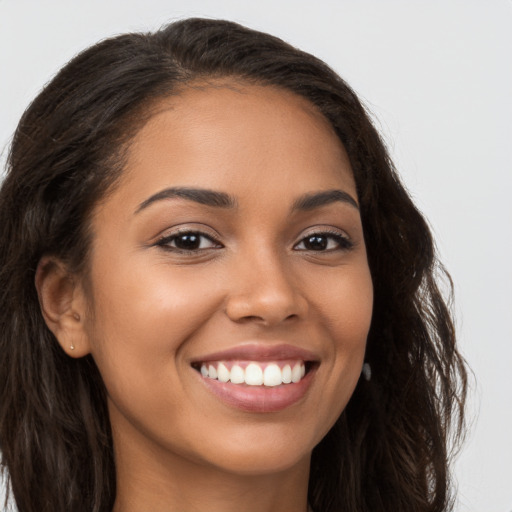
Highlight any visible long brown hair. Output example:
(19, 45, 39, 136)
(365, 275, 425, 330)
(0, 18, 467, 512)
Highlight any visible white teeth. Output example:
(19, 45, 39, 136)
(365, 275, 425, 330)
(282, 364, 292, 384)
(291, 363, 302, 383)
(230, 364, 245, 384)
(208, 364, 217, 379)
(245, 363, 263, 386)
(217, 362, 230, 382)
(263, 364, 282, 387)
(199, 361, 307, 386)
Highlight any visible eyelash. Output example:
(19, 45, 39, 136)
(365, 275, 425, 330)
(294, 230, 354, 252)
(154, 229, 353, 254)
(155, 230, 222, 253)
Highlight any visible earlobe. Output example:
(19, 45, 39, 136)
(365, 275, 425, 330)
(35, 257, 91, 357)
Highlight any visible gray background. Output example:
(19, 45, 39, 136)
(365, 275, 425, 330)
(1, 1, 511, 510)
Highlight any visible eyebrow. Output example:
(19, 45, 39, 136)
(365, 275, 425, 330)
(292, 189, 359, 211)
(135, 186, 358, 215)
(135, 187, 237, 213)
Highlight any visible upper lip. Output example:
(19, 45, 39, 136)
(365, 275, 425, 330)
(190, 343, 319, 364)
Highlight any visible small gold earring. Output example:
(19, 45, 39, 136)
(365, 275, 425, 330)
(70, 344, 75, 350)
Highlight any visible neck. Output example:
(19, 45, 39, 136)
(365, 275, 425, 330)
(113, 454, 310, 512)
(111, 418, 311, 512)
(114, 465, 310, 512)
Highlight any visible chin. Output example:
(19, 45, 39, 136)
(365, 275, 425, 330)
(194, 423, 318, 476)
(208, 447, 311, 477)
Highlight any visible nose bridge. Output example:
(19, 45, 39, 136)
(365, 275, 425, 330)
(225, 243, 306, 325)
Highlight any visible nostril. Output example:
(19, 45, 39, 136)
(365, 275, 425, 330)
(237, 315, 264, 324)
(236, 313, 299, 326)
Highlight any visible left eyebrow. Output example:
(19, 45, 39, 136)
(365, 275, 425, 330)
(291, 189, 359, 211)
(135, 186, 238, 214)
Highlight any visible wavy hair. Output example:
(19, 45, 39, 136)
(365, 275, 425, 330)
(0, 18, 467, 512)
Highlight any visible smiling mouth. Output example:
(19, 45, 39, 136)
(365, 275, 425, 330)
(190, 344, 319, 412)
(192, 360, 312, 387)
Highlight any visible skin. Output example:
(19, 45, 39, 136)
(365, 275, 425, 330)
(38, 83, 373, 512)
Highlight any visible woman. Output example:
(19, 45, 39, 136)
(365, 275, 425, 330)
(0, 18, 467, 512)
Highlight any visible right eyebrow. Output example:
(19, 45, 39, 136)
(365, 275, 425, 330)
(134, 187, 238, 214)
(291, 189, 359, 212)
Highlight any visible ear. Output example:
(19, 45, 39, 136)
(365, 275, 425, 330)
(35, 256, 91, 358)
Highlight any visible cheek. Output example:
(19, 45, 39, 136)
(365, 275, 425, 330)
(334, 267, 373, 370)
(311, 265, 373, 417)
(90, 256, 221, 345)
(84, 256, 224, 399)
(314, 262, 373, 343)
(84, 264, 220, 429)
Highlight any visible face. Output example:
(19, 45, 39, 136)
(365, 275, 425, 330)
(81, 84, 373, 477)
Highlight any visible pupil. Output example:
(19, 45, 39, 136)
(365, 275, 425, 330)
(305, 235, 327, 250)
(176, 234, 200, 250)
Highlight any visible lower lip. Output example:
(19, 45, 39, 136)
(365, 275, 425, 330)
(196, 367, 316, 413)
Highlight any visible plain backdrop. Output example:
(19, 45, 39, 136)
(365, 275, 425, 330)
(1, 1, 511, 511)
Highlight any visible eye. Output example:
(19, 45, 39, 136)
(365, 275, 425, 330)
(156, 231, 221, 252)
(294, 232, 353, 252)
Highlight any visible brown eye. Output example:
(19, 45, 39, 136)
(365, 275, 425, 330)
(174, 233, 201, 250)
(156, 231, 221, 252)
(294, 232, 353, 252)
(303, 235, 328, 251)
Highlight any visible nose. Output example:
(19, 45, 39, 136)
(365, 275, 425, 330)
(224, 249, 308, 327)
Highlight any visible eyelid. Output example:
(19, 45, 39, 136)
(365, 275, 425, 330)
(293, 227, 353, 251)
(153, 226, 223, 251)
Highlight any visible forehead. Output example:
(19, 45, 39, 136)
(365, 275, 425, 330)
(111, 83, 356, 209)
